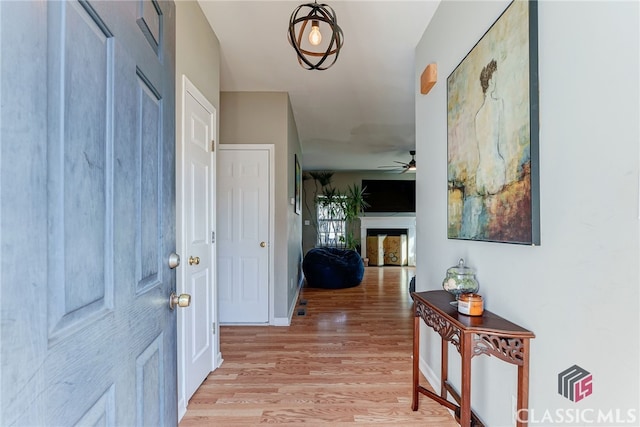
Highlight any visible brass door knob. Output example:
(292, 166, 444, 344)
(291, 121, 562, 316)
(260, 242, 266, 248)
(188, 256, 200, 265)
(169, 292, 191, 310)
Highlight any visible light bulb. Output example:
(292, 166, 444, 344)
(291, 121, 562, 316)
(308, 20, 322, 46)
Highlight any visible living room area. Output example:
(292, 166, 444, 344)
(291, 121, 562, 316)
(297, 169, 416, 295)
(301, 171, 417, 270)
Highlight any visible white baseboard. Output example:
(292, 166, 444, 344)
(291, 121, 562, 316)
(419, 353, 455, 420)
(177, 397, 186, 422)
(420, 356, 441, 393)
(272, 316, 290, 326)
(272, 266, 305, 326)
(273, 284, 302, 326)
(215, 352, 224, 369)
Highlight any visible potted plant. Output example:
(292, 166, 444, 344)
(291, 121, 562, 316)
(303, 171, 338, 248)
(301, 174, 372, 288)
(340, 183, 370, 251)
(303, 171, 369, 251)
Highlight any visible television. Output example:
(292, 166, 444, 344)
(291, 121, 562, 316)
(362, 179, 416, 213)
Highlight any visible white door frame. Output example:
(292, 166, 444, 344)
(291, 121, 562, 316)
(177, 75, 220, 420)
(218, 144, 275, 325)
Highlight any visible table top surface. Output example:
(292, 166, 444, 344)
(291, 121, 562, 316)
(412, 290, 535, 338)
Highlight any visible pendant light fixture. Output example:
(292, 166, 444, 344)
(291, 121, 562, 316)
(287, 1, 344, 70)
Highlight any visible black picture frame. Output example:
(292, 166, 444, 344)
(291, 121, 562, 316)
(294, 154, 301, 215)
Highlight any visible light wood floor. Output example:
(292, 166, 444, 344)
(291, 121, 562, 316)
(179, 266, 457, 426)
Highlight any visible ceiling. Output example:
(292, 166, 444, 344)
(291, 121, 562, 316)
(197, 0, 440, 171)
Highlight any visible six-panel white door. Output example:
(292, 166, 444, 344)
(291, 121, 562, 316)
(218, 147, 271, 324)
(177, 76, 218, 414)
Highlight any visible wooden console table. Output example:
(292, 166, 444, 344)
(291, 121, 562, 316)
(411, 290, 535, 427)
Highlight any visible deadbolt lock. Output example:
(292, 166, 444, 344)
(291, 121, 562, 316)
(168, 252, 180, 269)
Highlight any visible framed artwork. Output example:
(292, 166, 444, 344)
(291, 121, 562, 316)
(447, 0, 540, 245)
(294, 154, 302, 215)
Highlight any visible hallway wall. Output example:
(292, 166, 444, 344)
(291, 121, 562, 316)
(415, 1, 639, 425)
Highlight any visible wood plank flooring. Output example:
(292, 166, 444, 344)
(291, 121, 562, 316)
(179, 266, 457, 426)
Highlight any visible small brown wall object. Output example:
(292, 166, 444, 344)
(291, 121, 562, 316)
(420, 63, 437, 95)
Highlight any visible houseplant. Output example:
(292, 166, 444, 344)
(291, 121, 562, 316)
(304, 171, 369, 251)
(302, 173, 370, 288)
(340, 183, 370, 251)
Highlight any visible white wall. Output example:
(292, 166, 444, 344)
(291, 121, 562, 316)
(415, 1, 639, 425)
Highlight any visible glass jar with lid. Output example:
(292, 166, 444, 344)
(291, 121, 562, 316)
(442, 258, 479, 299)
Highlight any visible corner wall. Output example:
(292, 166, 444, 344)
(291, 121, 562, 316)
(176, 2, 220, 111)
(220, 92, 303, 323)
(415, 1, 639, 425)
(286, 97, 304, 314)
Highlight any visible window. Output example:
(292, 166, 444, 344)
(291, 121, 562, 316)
(316, 195, 346, 247)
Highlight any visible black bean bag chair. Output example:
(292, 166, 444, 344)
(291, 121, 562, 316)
(303, 247, 365, 289)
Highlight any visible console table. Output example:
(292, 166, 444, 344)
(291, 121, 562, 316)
(411, 290, 535, 427)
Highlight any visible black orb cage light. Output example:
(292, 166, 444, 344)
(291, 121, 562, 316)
(287, 1, 344, 70)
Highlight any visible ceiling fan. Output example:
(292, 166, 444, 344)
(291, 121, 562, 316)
(378, 150, 416, 173)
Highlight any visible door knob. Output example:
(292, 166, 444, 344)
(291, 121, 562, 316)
(168, 252, 180, 269)
(188, 256, 200, 265)
(169, 292, 191, 310)
(260, 241, 266, 248)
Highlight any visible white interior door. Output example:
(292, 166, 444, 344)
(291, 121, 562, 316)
(177, 76, 218, 417)
(218, 146, 271, 324)
(1, 1, 177, 425)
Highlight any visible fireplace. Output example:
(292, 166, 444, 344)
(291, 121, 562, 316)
(359, 215, 416, 266)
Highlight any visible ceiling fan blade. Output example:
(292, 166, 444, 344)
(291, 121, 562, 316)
(377, 151, 416, 172)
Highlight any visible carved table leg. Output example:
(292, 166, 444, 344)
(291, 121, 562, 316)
(412, 313, 420, 411)
(441, 338, 448, 399)
(516, 338, 530, 427)
(460, 332, 472, 427)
